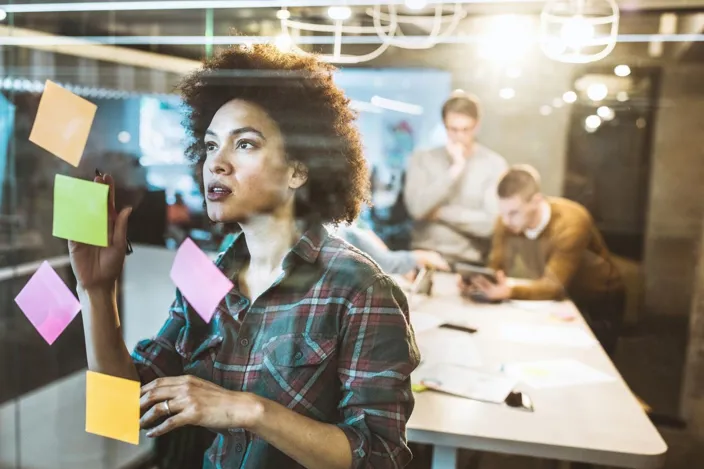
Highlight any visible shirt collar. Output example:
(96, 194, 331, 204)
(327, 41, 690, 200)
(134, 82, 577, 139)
(218, 223, 327, 272)
(524, 201, 551, 240)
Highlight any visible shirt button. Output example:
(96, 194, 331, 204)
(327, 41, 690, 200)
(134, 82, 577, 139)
(294, 351, 303, 360)
(240, 338, 249, 347)
(235, 444, 243, 452)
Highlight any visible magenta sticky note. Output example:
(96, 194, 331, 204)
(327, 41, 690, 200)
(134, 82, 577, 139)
(170, 238, 233, 322)
(15, 261, 81, 345)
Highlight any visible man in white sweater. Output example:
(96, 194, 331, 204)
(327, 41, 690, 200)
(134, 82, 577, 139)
(404, 91, 507, 264)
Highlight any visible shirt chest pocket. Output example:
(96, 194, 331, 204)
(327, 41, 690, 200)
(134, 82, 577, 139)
(182, 335, 223, 382)
(260, 334, 337, 413)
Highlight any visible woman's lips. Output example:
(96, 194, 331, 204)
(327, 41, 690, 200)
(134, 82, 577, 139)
(206, 184, 233, 201)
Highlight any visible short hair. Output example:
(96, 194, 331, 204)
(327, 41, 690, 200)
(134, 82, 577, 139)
(441, 90, 481, 121)
(497, 165, 542, 200)
(178, 44, 369, 226)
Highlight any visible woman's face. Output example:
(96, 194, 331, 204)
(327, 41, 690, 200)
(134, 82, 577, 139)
(202, 99, 304, 223)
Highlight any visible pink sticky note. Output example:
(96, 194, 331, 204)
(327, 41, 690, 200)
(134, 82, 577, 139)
(170, 238, 233, 322)
(15, 261, 81, 345)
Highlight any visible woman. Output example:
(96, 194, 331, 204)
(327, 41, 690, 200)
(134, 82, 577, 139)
(69, 45, 419, 469)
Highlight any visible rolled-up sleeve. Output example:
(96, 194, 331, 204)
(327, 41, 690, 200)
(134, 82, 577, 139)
(337, 274, 421, 468)
(131, 296, 186, 385)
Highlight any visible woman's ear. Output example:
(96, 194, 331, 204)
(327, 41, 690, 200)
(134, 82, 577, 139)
(289, 161, 308, 189)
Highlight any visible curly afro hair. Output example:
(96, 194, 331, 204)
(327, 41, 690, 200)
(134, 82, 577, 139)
(178, 44, 370, 226)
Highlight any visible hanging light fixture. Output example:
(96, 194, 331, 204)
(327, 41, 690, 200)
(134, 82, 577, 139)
(278, 5, 397, 64)
(540, 0, 619, 64)
(367, 2, 466, 50)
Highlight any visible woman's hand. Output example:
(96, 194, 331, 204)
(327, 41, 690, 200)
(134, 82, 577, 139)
(140, 375, 263, 437)
(69, 174, 132, 292)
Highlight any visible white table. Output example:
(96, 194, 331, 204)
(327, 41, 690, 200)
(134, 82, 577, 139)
(405, 273, 667, 469)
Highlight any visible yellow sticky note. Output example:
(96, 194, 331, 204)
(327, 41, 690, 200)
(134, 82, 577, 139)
(29, 80, 96, 166)
(53, 174, 108, 246)
(86, 370, 140, 445)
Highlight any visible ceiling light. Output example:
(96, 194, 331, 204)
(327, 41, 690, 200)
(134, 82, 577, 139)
(478, 15, 534, 63)
(328, 6, 352, 21)
(540, 105, 553, 116)
(617, 91, 629, 102)
(585, 114, 602, 130)
(614, 64, 631, 77)
(404, 0, 427, 10)
(562, 90, 577, 103)
(560, 16, 595, 49)
(587, 83, 608, 101)
(499, 87, 516, 100)
(276, 9, 290, 20)
(597, 105, 615, 121)
(0, 9, 7, 21)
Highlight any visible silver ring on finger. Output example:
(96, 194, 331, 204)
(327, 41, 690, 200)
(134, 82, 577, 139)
(163, 400, 171, 417)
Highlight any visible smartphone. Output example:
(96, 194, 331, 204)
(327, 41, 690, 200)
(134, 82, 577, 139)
(454, 262, 498, 283)
(411, 268, 433, 295)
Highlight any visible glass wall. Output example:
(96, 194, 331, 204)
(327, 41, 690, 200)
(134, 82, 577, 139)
(0, 2, 703, 469)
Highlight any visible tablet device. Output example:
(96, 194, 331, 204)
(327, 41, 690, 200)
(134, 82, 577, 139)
(454, 262, 498, 283)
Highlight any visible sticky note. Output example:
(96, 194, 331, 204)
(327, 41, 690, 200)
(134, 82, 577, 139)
(14, 261, 81, 345)
(29, 80, 96, 166)
(170, 238, 234, 322)
(53, 174, 109, 246)
(85, 370, 140, 445)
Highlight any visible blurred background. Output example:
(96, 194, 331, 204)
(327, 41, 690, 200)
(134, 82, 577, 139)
(0, 0, 703, 468)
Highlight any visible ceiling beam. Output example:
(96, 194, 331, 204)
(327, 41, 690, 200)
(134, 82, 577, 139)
(0, 24, 200, 74)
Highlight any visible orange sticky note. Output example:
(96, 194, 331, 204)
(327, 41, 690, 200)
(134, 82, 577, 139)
(85, 370, 140, 445)
(29, 80, 96, 166)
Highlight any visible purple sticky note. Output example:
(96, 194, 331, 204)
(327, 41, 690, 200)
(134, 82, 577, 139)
(15, 261, 81, 345)
(170, 238, 234, 323)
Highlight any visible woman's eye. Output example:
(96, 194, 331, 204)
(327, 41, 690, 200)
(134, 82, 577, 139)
(237, 140, 255, 150)
(206, 142, 217, 152)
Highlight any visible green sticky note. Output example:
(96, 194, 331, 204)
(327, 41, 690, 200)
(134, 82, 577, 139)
(53, 174, 108, 247)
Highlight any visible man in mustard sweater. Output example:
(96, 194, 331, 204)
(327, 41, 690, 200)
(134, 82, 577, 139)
(466, 165, 625, 354)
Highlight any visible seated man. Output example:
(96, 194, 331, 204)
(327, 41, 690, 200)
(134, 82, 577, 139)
(404, 91, 507, 265)
(466, 165, 625, 354)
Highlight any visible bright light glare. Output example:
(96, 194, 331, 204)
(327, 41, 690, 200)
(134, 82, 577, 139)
(499, 87, 516, 100)
(0, 9, 7, 21)
(552, 98, 564, 108)
(328, 6, 352, 21)
(274, 34, 292, 52)
(585, 114, 602, 130)
(276, 9, 290, 20)
(614, 64, 631, 77)
(597, 106, 615, 121)
(562, 91, 577, 103)
(560, 16, 595, 49)
(506, 66, 522, 78)
(617, 91, 629, 102)
(479, 15, 534, 63)
(370, 95, 423, 115)
(587, 83, 608, 101)
(404, 0, 428, 10)
(540, 105, 553, 116)
(117, 131, 131, 144)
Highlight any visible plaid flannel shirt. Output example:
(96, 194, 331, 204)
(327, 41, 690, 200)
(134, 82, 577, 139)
(132, 225, 420, 468)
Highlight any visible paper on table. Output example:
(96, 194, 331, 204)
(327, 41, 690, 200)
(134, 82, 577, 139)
(416, 327, 483, 368)
(85, 370, 140, 445)
(14, 261, 81, 345)
(500, 323, 597, 348)
(418, 363, 517, 403)
(170, 238, 234, 323)
(410, 311, 443, 334)
(53, 174, 109, 247)
(504, 359, 616, 389)
(29, 80, 97, 167)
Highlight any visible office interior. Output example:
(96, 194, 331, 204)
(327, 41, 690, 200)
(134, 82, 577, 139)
(0, 0, 703, 468)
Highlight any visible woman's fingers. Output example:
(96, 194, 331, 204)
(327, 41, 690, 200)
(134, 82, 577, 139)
(113, 206, 132, 250)
(145, 411, 191, 438)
